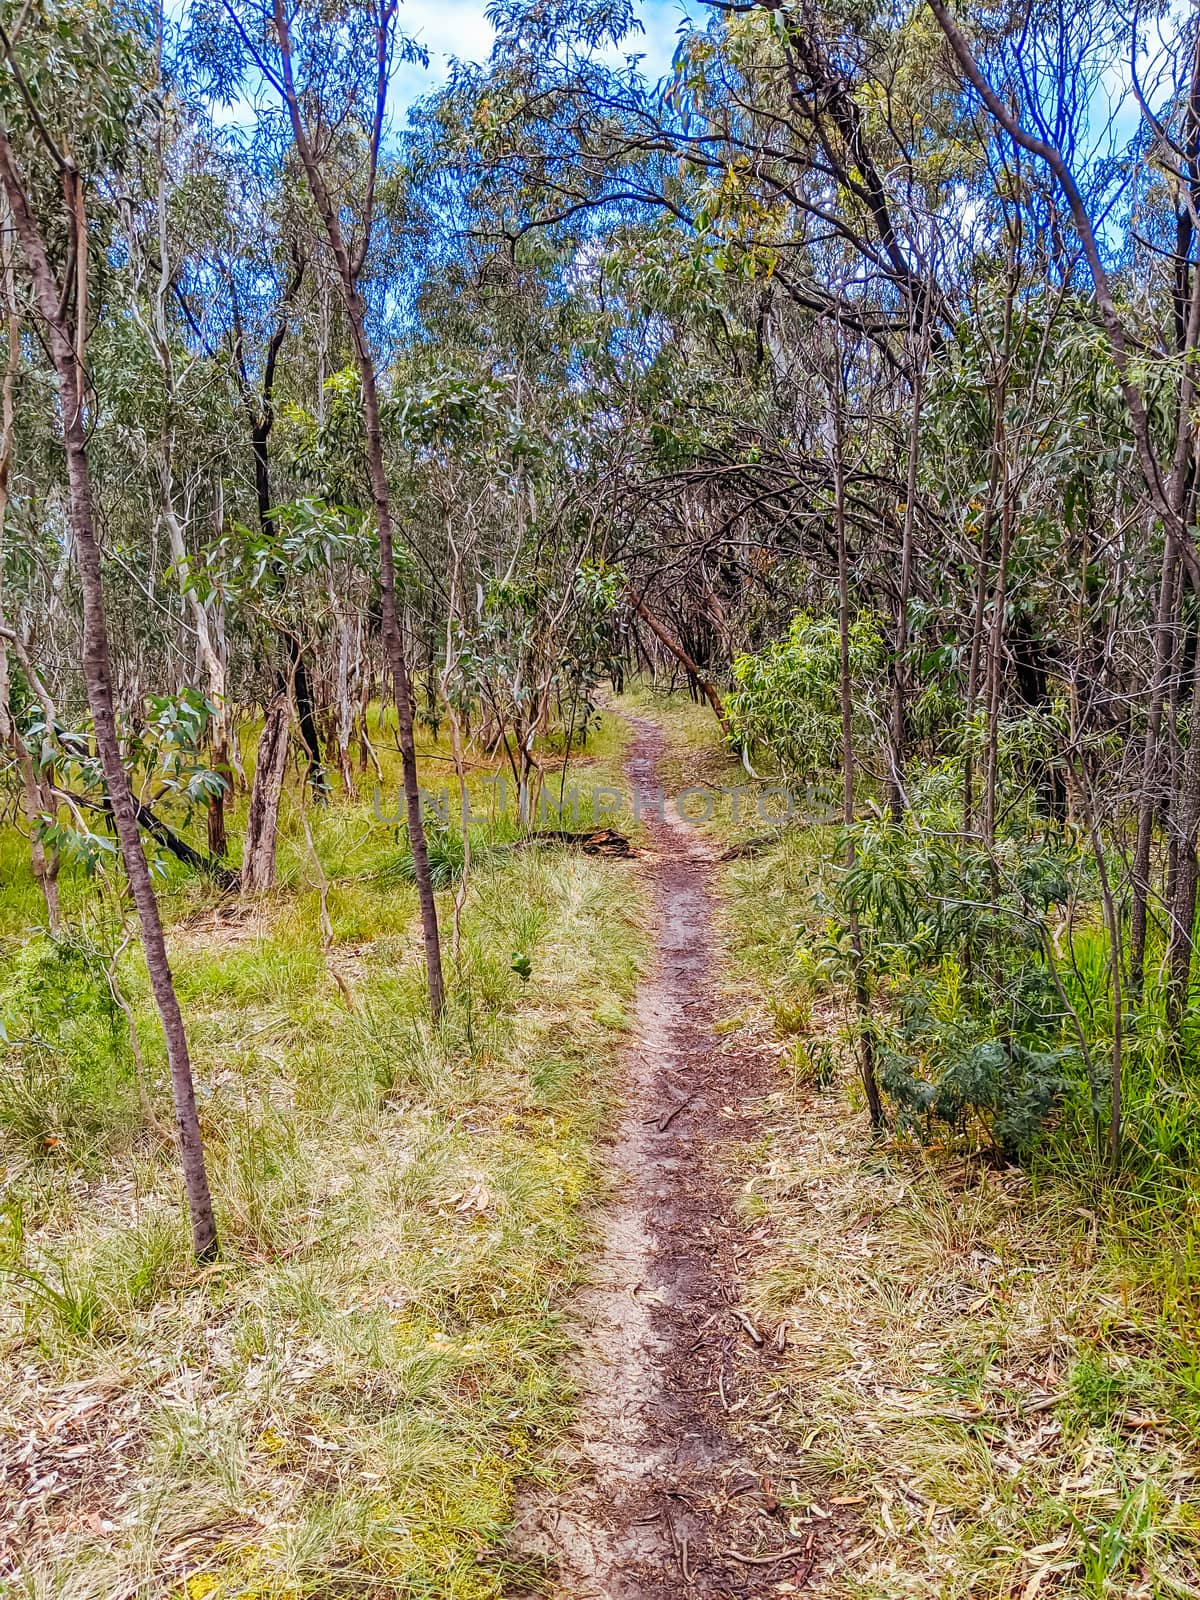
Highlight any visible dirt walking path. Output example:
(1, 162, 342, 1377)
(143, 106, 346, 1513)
(513, 716, 814, 1598)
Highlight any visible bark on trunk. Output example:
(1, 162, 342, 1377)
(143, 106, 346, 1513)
(0, 136, 217, 1259)
(832, 349, 885, 1130)
(629, 594, 730, 733)
(159, 470, 231, 857)
(241, 695, 290, 894)
(358, 355, 445, 1016)
(1130, 533, 1180, 994)
(0, 209, 60, 929)
(145, 118, 232, 863)
(1167, 659, 1200, 1027)
(244, 254, 326, 804)
(289, 638, 327, 798)
(887, 331, 925, 824)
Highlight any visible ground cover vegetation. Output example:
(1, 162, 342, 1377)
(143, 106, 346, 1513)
(637, 692, 1200, 1598)
(4, 0, 1200, 1591)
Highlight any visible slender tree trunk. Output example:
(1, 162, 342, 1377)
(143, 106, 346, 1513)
(0, 611, 62, 928)
(1166, 657, 1200, 1028)
(629, 593, 730, 733)
(143, 96, 233, 860)
(982, 475, 1013, 847)
(333, 598, 359, 798)
(288, 640, 327, 798)
(1131, 86, 1200, 997)
(359, 357, 444, 1015)
(982, 252, 1017, 848)
(1130, 532, 1181, 995)
(0, 136, 217, 1259)
(159, 468, 232, 856)
(251, 411, 327, 797)
(272, 0, 444, 1016)
(888, 329, 925, 823)
(962, 445, 1002, 838)
(440, 564, 472, 967)
(0, 209, 60, 929)
(242, 245, 326, 803)
(1091, 809, 1124, 1167)
(831, 348, 884, 1130)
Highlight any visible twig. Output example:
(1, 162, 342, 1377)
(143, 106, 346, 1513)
(731, 1308, 764, 1345)
(105, 931, 173, 1146)
(298, 789, 357, 1012)
(723, 1544, 805, 1567)
(657, 1094, 695, 1132)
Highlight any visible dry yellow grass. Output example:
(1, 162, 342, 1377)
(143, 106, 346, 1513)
(727, 1035, 1200, 1597)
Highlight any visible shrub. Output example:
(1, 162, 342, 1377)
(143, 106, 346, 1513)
(377, 823, 493, 890)
(882, 1037, 1076, 1159)
(725, 610, 885, 781)
(0, 937, 140, 1164)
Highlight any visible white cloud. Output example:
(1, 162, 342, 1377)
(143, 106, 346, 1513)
(392, 0, 499, 109)
(391, 0, 701, 112)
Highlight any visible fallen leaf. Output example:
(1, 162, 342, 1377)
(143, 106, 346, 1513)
(454, 1182, 491, 1215)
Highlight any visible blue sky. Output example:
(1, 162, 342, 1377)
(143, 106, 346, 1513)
(390, 0, 701, 109)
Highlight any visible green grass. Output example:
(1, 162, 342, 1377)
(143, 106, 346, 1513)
(0, 706, 648, 1599)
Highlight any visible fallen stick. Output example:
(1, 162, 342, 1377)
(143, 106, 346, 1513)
(724, 1545, 806, 1567)
(731, 1308, 764, 1345)
(657, 1094, 696, 1132)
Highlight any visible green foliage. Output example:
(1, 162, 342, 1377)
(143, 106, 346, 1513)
(510, 950, 533, 981)
(725, 611, 886, 780)
(0, 937, 139, 1165)
(378, 822, 495, 890)
(130, 689, 226, 813)
(882, 1037, 1075, 1158)
(782, 787, 1088, 1157)
(837, 816, 1078, 969)
(0, 0, 154, 179)
(203, 499, 375, 607)
(576, 558, 625, 611)
(1, 1259, 107, 1342)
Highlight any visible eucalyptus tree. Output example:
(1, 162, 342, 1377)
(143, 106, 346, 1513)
(430, 0, 975, 749)
(201, 0, 446, 1013)
(0, 0, 218, 1256)
(156, 111, 336, 853)
(0, 212, 62, 929)
(924, 0, 1200, 1068)
(385, 200, 645, 808)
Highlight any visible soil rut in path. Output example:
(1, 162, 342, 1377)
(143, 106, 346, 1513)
(513, 717, 808, 1599)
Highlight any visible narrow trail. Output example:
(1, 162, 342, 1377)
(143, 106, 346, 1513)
(513, 716, 811, 1599)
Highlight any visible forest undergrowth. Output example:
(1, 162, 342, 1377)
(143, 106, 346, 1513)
(622, 687, 1200, 1600)
(8, 0, 1200, 1592)
(0, 711, 646, 1600)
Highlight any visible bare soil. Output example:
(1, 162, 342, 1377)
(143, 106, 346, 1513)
(512, 717, 824, 1598)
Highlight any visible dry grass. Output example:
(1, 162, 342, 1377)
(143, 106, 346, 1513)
(0, 710, 647, 1599)
(625, 689, 1200, 1599)
(729, 1044, 1200, 1598)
